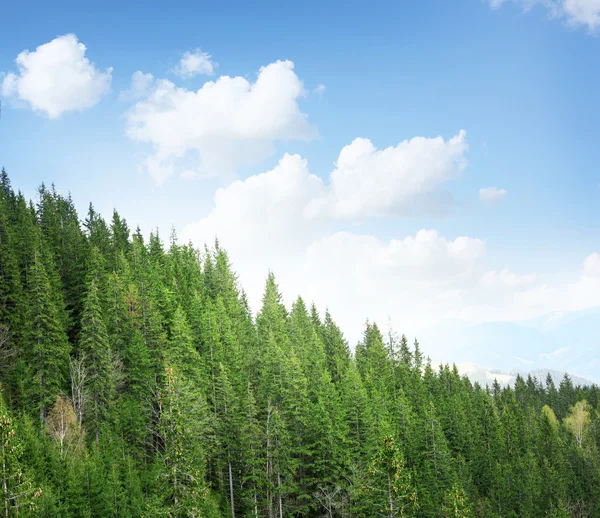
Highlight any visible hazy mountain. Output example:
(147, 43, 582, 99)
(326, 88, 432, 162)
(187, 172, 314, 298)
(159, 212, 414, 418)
(423, 307, 600, 384)
(455, 363, 594, 389)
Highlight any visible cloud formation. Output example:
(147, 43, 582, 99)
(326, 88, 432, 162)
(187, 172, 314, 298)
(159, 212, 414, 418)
(173, 49, 215, 78)
(1, 34, 112, 118)
(181, 130, 470, 254)
(125, 60, 317, 183)
(583, 252, 600, 276)
(182, 153, 327, 256)
(487, 0, 600, 32)
(479, 186, 507, 204)
(119, 71, 155, 101)
(480, 269, 537, 288)
(308, 131, 468, 219)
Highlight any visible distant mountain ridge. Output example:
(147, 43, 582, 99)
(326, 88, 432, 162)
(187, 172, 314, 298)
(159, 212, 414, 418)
(455, 363, 595, 389)
(421, 306, 600, 384)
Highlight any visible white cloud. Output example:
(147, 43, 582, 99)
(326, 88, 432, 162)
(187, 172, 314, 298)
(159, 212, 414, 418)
(173, 49, 215, 78)
(119, 71, 154, 101)
(479, 186, 507, 204)
(583, 252, 600, 276)
(181, 153, 326, 255)
(181, 131, 471, 254)
(480, 269, 536, 288)
(125, 60, 317, 184)
(307, 130, 468, 219)
(504, 253, 600, 318)
(562, 0, 600, 30)
(1, 34, 112, 118)
(314, 84, 326, 96)
(306, 230, 484, 283)
(563, 253, 600, 310)
(486, 0, 600, 32)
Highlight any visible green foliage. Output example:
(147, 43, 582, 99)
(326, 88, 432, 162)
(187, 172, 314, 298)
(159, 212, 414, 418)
(353, 434, 418, 517)
(0, 393, 42, 516)
(0, 168, 599, 517)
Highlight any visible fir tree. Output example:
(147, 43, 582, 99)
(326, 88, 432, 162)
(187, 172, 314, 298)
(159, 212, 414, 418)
(79, 278, 113, 442)
(24, 251, 70, 421)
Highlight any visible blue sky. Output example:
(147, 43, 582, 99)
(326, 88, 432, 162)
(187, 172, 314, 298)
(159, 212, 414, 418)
(2, 0, 600, 375)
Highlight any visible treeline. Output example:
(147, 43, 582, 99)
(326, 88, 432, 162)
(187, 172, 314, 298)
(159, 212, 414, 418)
(0, 167, 599, 517)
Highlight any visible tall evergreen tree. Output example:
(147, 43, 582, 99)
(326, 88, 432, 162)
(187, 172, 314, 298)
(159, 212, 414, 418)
(78, 278, 113, 442)
(24, 251, 70, 421)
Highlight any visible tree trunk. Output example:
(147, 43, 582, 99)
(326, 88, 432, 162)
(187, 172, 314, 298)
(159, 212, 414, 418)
(2, 440, 9, 518)
(95, 392, 100, 444)
(387, 471, 394, 518)
(228, 457, 235, 517)
(266, 407, 273, 518)
(277, 470, 283, 518)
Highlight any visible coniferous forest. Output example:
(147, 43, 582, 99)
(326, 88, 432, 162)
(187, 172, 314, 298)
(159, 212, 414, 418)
(1, 167, 599, 518)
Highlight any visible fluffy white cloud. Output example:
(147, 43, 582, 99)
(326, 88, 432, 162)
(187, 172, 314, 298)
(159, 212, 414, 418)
(181, 131, 471, 254)
(119, 71, 154, 101)
(562, 0, 600, 29)
(305, 231, 483, 293)
(583, 252, 600, 276)
(1, 34, 112, 118)
(125, 60, 317, 184)
(173, 49, 215, 78)
(479, 186, 507, 204)
(181, 153, 326, 255)
(563, 253, 600, 309)
(307, 130, 468, 219)
(306, 230, 484, 284)
(486, 0, 600, 32)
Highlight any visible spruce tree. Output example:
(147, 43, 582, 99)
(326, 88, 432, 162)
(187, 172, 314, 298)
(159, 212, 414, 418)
(24, 251, 70, 421)
(79, 278, 113, 442)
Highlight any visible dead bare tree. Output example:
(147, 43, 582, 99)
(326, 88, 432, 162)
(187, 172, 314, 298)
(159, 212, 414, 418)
(313, 484, 346, 518)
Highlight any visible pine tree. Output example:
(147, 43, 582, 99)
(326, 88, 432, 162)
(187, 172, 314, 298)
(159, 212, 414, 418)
(352, 433, 418, 517)
(442, 482, 472, 518)
(79, 278, 113, 442)
(151, 366, 213, 517)
(0, 184, 24, 353)
(24, 251, 70, 421)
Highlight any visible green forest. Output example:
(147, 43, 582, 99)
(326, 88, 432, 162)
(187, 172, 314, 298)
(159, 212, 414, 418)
(0, 167, 599, 518)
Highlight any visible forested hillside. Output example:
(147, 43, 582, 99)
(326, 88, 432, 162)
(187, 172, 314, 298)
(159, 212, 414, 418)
(0, 167, 599, 517)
